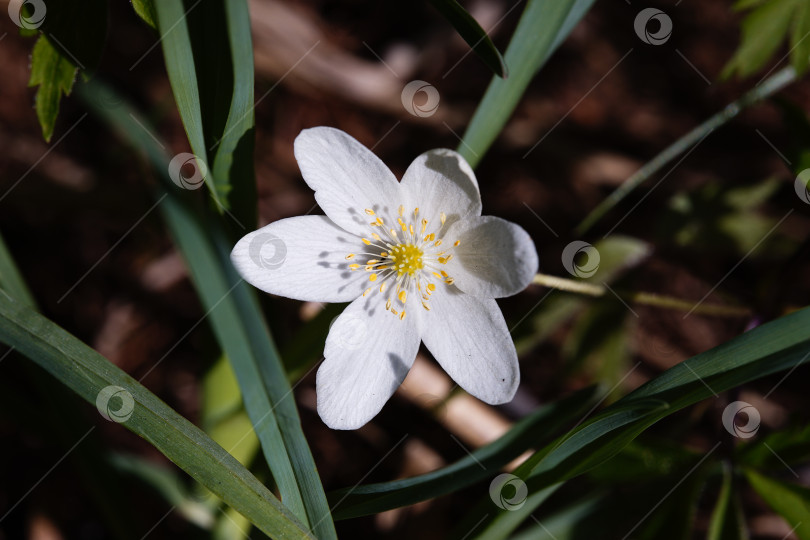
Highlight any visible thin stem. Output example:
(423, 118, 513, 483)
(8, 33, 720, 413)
(575, 66, 797, 236)
(532, 273, 751, 318)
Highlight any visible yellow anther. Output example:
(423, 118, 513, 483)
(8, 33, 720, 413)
(380, 283, 386, 293)
(440, 212, 446, 225)
(421, 219, 428, 234)
(386, 298, 392, 310)
(446, 254, 454, 262)
(409, 224, 414, 235)
(414, 207, 419, 216)
(362, 238, 371, 245)
(454, 240, 461, 247)
(434, 239, 443, 247)
(369, 274, 378, 282)
(381, 251, 388, 257)
(438, 257, 448, 264)
(367, 259, 379, 264)
(345, 254, 355, 260)
(376, 217, 384, 226)
(427, 283, 436, 292)
(441, 270, 448, 277)
(422, 302, 431, 311)
(390, 228, 398, 239)
(349, 264, 360, 270)
(398, 218, 407, 232)
(432, 272, 442, 278)
(445, 277, 455, 285)
(363, 288, 371, 297)
(372, 233, 382, 241)
(391, 308, 398, 316)
(398, 290, 407, 303)
(365, 208, 375, 215)
(399, 310, 406, 320)
(398, 205, 404, 217)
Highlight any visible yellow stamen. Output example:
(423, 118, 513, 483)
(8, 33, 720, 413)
(365, 208, 375, 215)
(434, 239, 442, 247)
(349, 264, 360, 270)
(454, 240, 461, 246)
(440, 212, 446, 225)
(399, 310, 406, 320)
(362, 238, 371, 245)
(362, 288, 371, 297)
(345, 254, 355, 260)
(369, 274, 378, 282)
(398, 205, 404, 217)
(398, 290, 407, 303)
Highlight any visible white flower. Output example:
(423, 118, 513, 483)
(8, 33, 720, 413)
(231, 127, 538, 430)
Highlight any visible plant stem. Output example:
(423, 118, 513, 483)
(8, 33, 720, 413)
(532, 273, 751, 317)
(575, 66, 797, 236)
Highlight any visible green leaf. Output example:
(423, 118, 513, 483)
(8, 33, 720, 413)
(722, 0, 806, 79)
(0, 292, 312, 540)
(791, 1, 810, 76)
(328, 386, 600, 520)
(745, 469, 810, 540)
(28, 35, 77, 142)
(459, 0, 595, 167)
(737, 424, 810, 471)
(77, 80, 337, 539)
(707, 463, 747, 540)
(0, 231, 36, 307)
(464, 304, 810, 538)
(153, 0, 256, 218)
(428, 0, 507, 78)
(131, 0, 157, 28)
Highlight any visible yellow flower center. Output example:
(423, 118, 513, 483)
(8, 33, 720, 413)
(388, 243, 424, 277)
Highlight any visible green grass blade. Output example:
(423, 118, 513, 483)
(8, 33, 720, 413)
(211, 0, 257, 225)
(458, 0, 595, 167)
(745, 469, 810, 540)
(0, 292, 312, 539)
(428, 0, 507, 78)
(707, 463, 746, 540)
(328, 386, 600, 519)
(77, 80, 337, 539)
(463, 305, 810, 537)
(0, 231, 36, 307)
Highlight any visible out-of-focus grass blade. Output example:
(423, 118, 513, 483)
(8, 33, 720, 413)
(737, 424, 810, 471)
(328, 386, 600, 519)
(458, 0, 595, 167)
(0, 293, 312, 540)
(707, 463, 746, 540)
(745, 469, 810, 540)
(0, 232, 36, 307)
(464, 304, 810, 538)
(77, 80, 337, 539)
(131, 0, 157, 28)
(428, 0, 507, 78)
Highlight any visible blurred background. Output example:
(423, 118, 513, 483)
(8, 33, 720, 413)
(1, 0, 809, 538)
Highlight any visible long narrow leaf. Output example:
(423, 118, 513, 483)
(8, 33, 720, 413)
(0, 292, 312, 540)
(459, 0, 595, 167)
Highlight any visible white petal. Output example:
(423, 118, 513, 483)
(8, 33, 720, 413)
(231, 215, 369, 302)
(317, 294, 421, 429)
(400, 148, 481, 233)
(294, 127, 402, 236)
(446, 216, 538, 298)
(421, 289, 519, 404)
